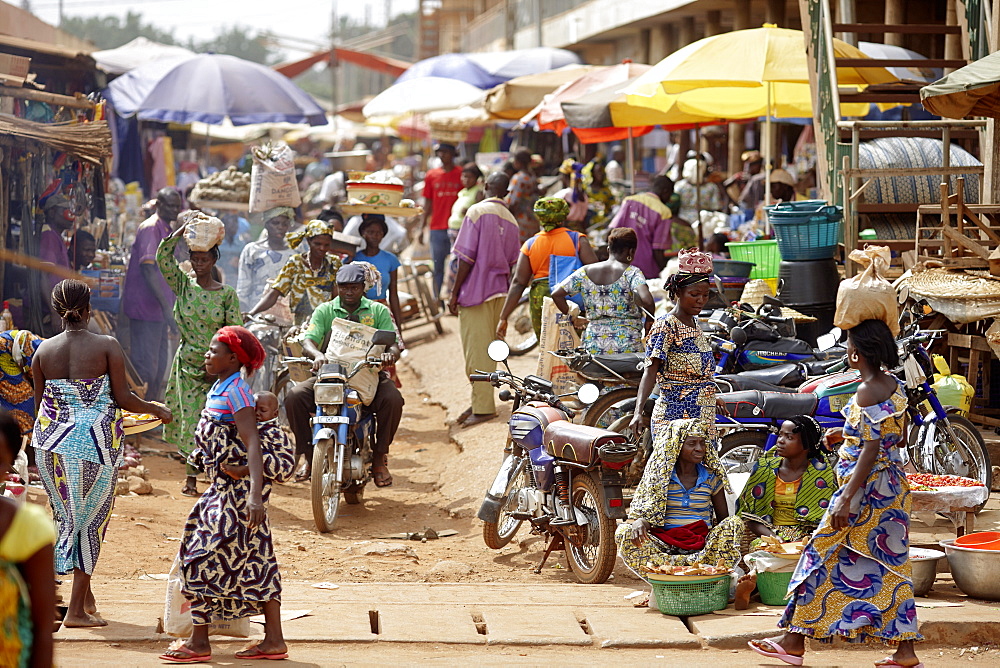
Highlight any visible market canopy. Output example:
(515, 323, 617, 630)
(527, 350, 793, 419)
(466, 47, 580, 79)
(483, 65, 598, 120)
(106, 53, 327, 125)
(92, 37, 195, 75)
(921, 50, 1000, 119)
(362, 77, 485, 118)
(396, 53, 506, 89)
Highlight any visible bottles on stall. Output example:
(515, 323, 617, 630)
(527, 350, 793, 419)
(0, 302, 14, 332)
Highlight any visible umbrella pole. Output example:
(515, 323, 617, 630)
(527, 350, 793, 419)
(626, 126, 635, 195)
(764, 82, 772, 237)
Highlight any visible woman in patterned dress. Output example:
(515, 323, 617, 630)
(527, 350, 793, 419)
(551, 227, 653, 354)
(749, 319, 923, 668)
(0, 329, 44, 435)
(158, 224, 242, 497)
(245, 219, 343, 327)
(627, 248, 724, 438)
(31, 280, 170, 628)
(161, 326, 292, 664)
(614, 418, 743, 575)
(583, 158, 618, 227)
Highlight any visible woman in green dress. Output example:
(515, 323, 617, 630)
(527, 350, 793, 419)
(158, 221, 242, 497)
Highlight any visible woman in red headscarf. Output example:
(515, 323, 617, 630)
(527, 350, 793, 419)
(161, 326, 292, 663)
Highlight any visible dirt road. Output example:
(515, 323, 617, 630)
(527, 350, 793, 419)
(93, 319, 637, 587)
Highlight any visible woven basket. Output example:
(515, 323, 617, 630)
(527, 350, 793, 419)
(905, 268, 1000, 300)
(739, 280, 818, 323)
(650, 574, 731, 616)
(757, 570, 794, 606)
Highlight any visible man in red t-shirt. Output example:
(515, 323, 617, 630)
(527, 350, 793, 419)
(421, 142, 463, 297)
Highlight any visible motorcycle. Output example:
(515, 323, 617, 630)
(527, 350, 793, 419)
(245, 314, 295, 423)
(293, 328, 397, 532)
(474, 340, 637, 584)
(546, 348, 645, 428)
(712, 323, 992, 510)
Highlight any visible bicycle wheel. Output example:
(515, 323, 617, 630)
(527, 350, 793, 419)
(507, 300, 538, 356)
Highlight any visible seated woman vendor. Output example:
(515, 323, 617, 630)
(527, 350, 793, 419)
(737, 415, 839, 546)
(615, 418, 743, 575)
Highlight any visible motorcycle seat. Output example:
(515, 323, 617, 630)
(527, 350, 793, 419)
(714, 375, 797, 394)
(745, 338, 815, 356)
(740, 363, 806, 387)
(719, 390, 818, 419)
(571, 353, 645, 381)
(543, 422, 627, 465)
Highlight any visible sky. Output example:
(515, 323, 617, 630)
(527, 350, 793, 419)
(31, 0, 420, 56)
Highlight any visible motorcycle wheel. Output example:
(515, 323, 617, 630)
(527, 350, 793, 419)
(482, 456, 529, 549)
(507, 300, 538, 356)
(582, 388, 636, 429)
(564, 473, 617, 584)
(911, 414, 992, 512)
(718, 431, 769, 471)
(311, 438, 343, 533)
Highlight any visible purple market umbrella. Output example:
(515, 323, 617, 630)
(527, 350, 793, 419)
(396, 53, 505, 89)
(106, 53, 327, 126)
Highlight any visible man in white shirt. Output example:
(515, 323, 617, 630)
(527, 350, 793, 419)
(605, 145, 626, 185)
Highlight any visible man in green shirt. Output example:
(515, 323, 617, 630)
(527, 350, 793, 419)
(285, 264, 404, 486)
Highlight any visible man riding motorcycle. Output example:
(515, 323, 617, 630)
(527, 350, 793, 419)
(284, 263, 404, 486)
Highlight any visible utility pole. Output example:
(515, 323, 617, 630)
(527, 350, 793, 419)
(331, 0, 339, 118)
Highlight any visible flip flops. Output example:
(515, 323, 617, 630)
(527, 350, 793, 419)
(159, 644, 211, 664)
(747, 638, 804, 666)
(874, 659, 924, 668)
(235, 642, 289, 661)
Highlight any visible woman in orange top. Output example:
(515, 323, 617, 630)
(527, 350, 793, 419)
(496, 198, 597, 338)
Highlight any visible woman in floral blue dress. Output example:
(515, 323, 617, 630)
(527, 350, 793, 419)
(551, 228, 653, 354)
(749, 319, 922, 668)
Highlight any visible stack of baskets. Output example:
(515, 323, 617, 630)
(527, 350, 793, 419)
(764, 200, 844, 347)
(726, 239, 781, 294)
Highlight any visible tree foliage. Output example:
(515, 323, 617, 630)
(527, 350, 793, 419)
(58, 11, 276, 64)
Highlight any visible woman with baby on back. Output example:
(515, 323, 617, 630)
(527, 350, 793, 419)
(160, 325, 294, 663)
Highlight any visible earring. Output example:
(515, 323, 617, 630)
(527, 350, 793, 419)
(850, 352, 859, 363)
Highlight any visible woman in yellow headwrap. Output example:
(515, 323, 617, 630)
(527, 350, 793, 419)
(245, 220, 344, 326)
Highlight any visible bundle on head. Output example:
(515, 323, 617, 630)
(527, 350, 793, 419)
(52, 279, 91, 324)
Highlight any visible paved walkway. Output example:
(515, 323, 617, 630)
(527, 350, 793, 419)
(62, 578, 1000, 649)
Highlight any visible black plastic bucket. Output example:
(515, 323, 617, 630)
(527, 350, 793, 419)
(778, 259, 840, 307)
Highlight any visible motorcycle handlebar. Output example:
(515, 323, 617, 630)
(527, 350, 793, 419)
(551, 398, 575, 419)
(469, 373, 493, 382)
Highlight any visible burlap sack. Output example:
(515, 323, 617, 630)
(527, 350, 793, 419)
(179, 211, 225, 252)
(833, 245, 899, 335)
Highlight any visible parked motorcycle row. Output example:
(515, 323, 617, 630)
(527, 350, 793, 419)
(473, 290, 993, 584)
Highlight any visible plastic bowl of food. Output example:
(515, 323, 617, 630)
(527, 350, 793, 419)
(346, 182, 404, 207)
(955, 531, 1000, 550)
(940, 539, 1000, 600)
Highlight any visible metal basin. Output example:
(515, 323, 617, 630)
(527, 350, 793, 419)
(910, 548, 944, 597)
(940, 539, 1000, 600)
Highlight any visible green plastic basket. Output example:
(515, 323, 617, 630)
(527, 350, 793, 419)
(757, 570, 794, 606)
(650, 574, 731, 616)
(725, 240, 780, 279)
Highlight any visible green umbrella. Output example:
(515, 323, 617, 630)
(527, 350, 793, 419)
(920, 51, 1000, 119)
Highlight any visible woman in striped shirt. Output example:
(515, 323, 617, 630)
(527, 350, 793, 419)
(614, 418, 743, 577)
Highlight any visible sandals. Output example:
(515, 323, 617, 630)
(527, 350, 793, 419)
(159, 644, 211, 664)
(293, 462, 310, 482)
(747, 638, 804, 666)
(874, 659, 924, 668)
(180, 484, 199, 498)
(373, 455, 393, 487)
(235, 641, 289, 661)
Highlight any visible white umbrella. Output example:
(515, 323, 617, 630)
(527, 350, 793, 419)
(93, 37, 195, 75)
(362, 77, 486, 118)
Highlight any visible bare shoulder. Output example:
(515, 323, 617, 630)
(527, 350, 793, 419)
(855, 374, 896, 407)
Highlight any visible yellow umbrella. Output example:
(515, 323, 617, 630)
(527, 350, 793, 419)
(626, 25, 898, 201)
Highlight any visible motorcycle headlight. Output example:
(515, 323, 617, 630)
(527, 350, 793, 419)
(315, 382, 345, 406)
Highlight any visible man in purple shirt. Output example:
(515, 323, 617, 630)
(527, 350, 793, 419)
(608, 175, 675, 279)
(448, 173, 521, 427)
(38, 192, 76, 334)
(122, 188, 181, 400)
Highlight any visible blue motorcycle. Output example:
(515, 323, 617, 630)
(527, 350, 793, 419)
(291, 329, 397, 533)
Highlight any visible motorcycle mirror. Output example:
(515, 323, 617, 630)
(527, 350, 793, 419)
(731, 326, 748, 345)
(897, 285, 910, 305)
(577, 383, 600, 405)
(371, 330, 397, 347)
(487, 340, 510, 362)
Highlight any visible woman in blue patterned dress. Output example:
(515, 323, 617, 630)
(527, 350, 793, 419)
(31, 280, 171, 628)
(627, 248, 723, 438)
(551, 228, 653, 354)
(161, 326, 292, 664)
(749, 319, 923, 668)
